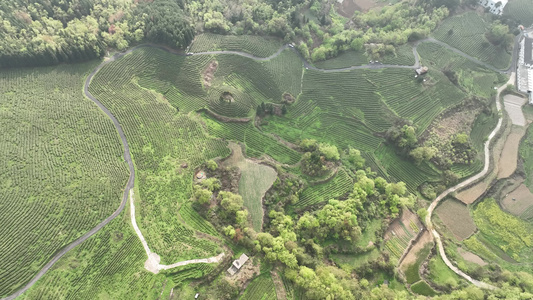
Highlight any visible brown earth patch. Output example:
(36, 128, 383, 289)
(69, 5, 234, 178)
(498, 127, 526, 179)
(502, 184, 533, 217)
(400, 230, 432, 269)
(456, 181, 488, 204)
(434, 199, 476, 241)
(457, 247, 487, 266)
(226, 256, 260, 289)
(203, 60, 218, 88)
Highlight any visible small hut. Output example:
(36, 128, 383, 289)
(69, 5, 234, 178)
(415, 66, 428, 76)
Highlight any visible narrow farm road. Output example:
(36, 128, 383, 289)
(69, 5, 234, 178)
(129, 190, 224, 274)
(5, 35, 519, 299)
(425, 74, 516, 290)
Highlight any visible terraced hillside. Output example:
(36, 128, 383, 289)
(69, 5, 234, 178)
(433, 12, 511, 70)
(0, 63, 129, 297)
(89, 48, 229, 264)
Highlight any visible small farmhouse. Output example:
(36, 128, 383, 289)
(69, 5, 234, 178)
(227, 253, 249, 275)
(415, 66, 428, 76)
(478, 0, 508, 15)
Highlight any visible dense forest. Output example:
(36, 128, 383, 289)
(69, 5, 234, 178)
(0, 0, 516, 67)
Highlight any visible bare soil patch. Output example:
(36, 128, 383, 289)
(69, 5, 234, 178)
(503, 94, 527, 126)
(497, 127, 526, 179)
(435, 199, 476, 241)
(502, 184, 533, 217)
(400, 230, 432, 269)
(271, 270, 287, 300)
(282, 92, 295, 104)
(226, 256, 260, 288)
(457, 247, 487, 266)
(203, 60, 218, 88)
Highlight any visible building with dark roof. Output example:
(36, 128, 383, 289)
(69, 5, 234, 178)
(525, 37, 533, 67)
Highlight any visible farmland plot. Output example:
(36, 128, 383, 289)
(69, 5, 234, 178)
(504, 0, 533, 27)
(190, 33, 282, 58)
(0, 63, 129, 297)
(384, 209, 423, 263)
(89, 48, 229, 263)
(433, 12, 511, 70)
(434, 199, 476, 241)
(240, 273, 277, 300)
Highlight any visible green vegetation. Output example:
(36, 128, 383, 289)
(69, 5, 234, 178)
(240, 273, 277, 300)
(21, 210, 171, 299)
(90, 47, 229, 263)
(404, 243, 432, 284)
(504, 0, 533, 27)
(427, 256, 461, 290)
(519, 126, 533, 189)
(473, 198, 533, 262)
(190, 33, 282, 57)
(433, 12, 512, 69)
(411, 280, 438, 296)
(0, 62, 129, 297)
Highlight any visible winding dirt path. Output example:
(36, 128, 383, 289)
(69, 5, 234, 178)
(4, 35, 521, 299)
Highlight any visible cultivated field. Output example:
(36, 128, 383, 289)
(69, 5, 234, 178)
(0, 63, 129, 297)
(21, 209, 170, 299)
(384, 209, 423, 262)
(473, 198, 533, 262)
(504, 0, 533, 27)
(89, 48, 229, 263)
(434, 198, 477, 241)
(432, 12, 512, 69)
(240, 273, 277, 300)
(497, 126, 527, 179)
(223, 143, 277, 231)
(457, 247, 487, 266)
(502, 184, 533, 220)
(294, 168, 353, 209)
(190, 33, 282, 57)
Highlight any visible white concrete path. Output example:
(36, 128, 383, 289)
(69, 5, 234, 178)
(129, 190, 224, 274)
(425, 74, 516, 290)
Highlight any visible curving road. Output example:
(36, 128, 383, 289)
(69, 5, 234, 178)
(4, 35, 520, 299)
(425, 74, 516, 290)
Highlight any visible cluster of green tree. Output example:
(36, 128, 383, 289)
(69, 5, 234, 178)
(256, 101, 287, 117)
(0, 0, 192, 67)
(300, 139, 340, 176)
(264, 169, 305, 210)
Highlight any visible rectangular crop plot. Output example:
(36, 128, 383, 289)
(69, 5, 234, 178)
(435, 198, 477, 241)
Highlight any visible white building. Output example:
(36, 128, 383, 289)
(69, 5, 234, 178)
(479, 0, 508, 15)
(518, 37, 533, 104)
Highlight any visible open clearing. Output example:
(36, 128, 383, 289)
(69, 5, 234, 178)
(335, 0, 382, 17)
(435, 199, 476, 241)
(502, 184, 533, 219)
(498, 126, 527, 179)
(457, 247, 487, 266)
(223, 143, 277, 232)
(503, 95, 527, 126)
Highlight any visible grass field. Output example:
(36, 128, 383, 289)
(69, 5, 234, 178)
(432, 11, 511, 70)
(403, 242, 432, 284)
(240, 273, 277, 300)
(0, 63, 129, 297)
(434, 198, 477, 241)
(224, 143, 277, 231)
(519, 125, 533, 192)
(473, 198, 533, 262)
(504, 0, 533, 27)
